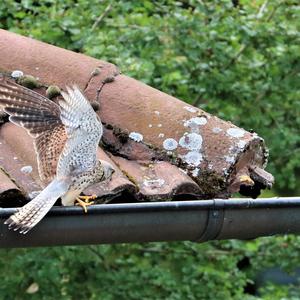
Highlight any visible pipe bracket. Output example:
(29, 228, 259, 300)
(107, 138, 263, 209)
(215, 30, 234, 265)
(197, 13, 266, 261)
(195, 199, 225, 242)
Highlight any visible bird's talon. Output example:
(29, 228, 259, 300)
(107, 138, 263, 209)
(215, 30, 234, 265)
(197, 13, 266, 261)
(239, 175, 255, 186)
(75, 197, 95, 213)
(78, 194, 97, 202)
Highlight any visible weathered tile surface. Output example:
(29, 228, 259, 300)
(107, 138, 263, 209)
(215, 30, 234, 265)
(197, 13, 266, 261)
(0, 29, 274, 206)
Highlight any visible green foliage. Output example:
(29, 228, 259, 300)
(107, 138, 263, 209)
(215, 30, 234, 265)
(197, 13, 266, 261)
(0, 242, 254, 299)
(0, 1, 299, 299)
(2, 239, 300, 299)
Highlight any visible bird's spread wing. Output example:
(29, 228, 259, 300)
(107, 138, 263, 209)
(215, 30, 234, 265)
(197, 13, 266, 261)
(56, 86, 103, 177)
(0, 78, 103, 183)
(0, 78, 66, 184)
(60, 86, 100, 136)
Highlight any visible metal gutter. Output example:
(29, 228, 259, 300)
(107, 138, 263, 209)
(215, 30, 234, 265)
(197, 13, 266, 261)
(1, 197, 300, 248)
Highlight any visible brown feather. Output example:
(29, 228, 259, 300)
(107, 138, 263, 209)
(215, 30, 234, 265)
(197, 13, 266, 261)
(0, 78, 67, 184)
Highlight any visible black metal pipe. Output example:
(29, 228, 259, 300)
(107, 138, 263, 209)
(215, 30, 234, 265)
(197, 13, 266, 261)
(0, 197, 300, 248)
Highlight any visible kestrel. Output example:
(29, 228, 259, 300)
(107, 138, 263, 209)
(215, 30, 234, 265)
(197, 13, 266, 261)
(0, 78, 115, 234)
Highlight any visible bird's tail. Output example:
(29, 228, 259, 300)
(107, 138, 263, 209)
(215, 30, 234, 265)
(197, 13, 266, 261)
(4, 178, 70, 234)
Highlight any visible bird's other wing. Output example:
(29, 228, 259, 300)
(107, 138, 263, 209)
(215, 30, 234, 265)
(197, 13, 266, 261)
(57, 86, 103, 176)
(0, 78, 67, 184)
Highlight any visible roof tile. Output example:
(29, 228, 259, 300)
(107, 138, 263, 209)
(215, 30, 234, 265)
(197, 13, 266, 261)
(0, 169, 24, 207)
(0, 124, 42, 198)
(0, 29, 274, 205)
(112, 156, 201, 200)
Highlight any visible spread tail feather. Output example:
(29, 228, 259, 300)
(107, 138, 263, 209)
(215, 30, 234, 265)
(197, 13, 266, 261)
(4, 178, 70, 234)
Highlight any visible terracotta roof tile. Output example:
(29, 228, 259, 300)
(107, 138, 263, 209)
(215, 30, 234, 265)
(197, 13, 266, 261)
(0, 29, 116, 90)
(85, 149, 137, 202)
(0, 124, 42, 198)
(0, 29, 274, 207)
(111, 156, 201, 200)
(0, 169, 24, 206)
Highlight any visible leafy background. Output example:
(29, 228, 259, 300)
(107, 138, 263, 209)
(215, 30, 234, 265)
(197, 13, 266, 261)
(0, 0, 299, 299)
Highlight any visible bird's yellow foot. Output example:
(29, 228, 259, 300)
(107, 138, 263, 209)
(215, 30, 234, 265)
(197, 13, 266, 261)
(239, 175, 255, 186)
(75, 195, 97, 213)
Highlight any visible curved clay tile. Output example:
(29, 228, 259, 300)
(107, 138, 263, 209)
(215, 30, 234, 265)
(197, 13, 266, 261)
(0, 124, 42, 198)
(111, 157, 201, 200)
(0, 29, 274, 203)
(0, 169, 24, 207)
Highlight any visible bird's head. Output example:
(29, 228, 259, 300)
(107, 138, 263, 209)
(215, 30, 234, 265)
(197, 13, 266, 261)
(99, 160, 115, 181)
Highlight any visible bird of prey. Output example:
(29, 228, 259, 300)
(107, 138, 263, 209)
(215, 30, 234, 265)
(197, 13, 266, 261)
(0, 78, 115, 234)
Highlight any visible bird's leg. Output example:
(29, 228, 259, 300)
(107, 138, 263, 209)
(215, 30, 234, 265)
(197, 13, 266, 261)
(75, 195, 97, 213)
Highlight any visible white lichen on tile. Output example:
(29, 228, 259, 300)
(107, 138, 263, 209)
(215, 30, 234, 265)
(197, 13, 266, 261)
(129, 132, 143, 142)
(224, 155, 235, 164)
(20, 165, 33, 174)
(179, 133, 203, 151)
(183, 106, 197, 113)
(228, 145, 235, 152)
(148, 124, 153, 128)
(227, 128, 245, 138)
(154, 110, 160, 115)
(143, 178, 165, 189)
(212, 127, 223, 134)
(157, 124, 162, 128)
(11, 70, 24, 78)
(158, 133, 165, 138)
(181, 151, 203, 167)
(184, 117, 207, 128)
(237, 140, 247, 149)
(191, 168, 200, 177)
(163, 138, 178, 151)
(223, 168, 229, 175)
